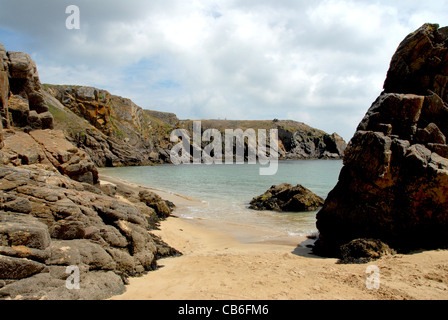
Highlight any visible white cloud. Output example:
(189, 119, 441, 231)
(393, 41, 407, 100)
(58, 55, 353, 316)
(1, 0, 447, 141)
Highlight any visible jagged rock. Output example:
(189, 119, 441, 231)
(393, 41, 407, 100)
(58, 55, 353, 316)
(0, 166, 179, 300)
(1, 129, 99, 185)
(0, 43, 182, 300)
(249, 183, 324, 212)
(180, 119, 347, 161)
(44, 85, 174, 167)
(314, 24, 448, 257)
(3, 47, 54, 130)
(139, 190, 173, 217)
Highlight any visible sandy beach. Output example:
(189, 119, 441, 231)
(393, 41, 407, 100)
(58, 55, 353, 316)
(103, 175, 448, 300)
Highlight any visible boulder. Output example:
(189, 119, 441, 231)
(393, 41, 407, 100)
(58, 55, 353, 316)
(313, 24, 448, 257)
(4, 48, 54, 130)
(338, 238, 396, 264)
(139, 190, 173, 217)
(249, 183, 324, 212)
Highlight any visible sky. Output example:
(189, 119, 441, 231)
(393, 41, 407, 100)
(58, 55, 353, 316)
(0, 0, 447, 142)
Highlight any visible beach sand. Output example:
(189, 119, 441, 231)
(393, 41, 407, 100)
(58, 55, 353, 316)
(103, 175, 448, 300)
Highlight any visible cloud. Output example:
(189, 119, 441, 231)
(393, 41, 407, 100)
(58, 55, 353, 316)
(1, 0, 447, 141)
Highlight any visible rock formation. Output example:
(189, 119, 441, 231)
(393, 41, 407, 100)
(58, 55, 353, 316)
(42, 85, 346, 166)
(44, 85, 177, 167)
(313, 24, 448, 257)
(0, 166, 178, 299)
(1, 45, 54, 132)
(249, 183, 324, 212)
(338, 238, 396, 264)
(180, 119, 346, 161)
(0, 43, 178, 300)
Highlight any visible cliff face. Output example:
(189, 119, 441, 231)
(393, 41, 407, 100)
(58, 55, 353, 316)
(180, 119, 346, 160)
(313, 24, 448, 257)
(0, 43, 178, 300)
(44, 85, 177, 166)
(44, 85, 346, 165)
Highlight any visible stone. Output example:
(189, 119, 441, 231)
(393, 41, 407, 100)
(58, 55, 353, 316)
(8, 95, 29, 127)
(314, 24, 448, 257)
(1, 195, 32, 214)
(338, 238, 396, 264)
(48, 220, 87, 240)
(0, 254, 46, 280)
(7, 52, 33, 79)
(0, 213, 51, 250)
(249, 183, 324, 212)
(416, 123, 446, 144)
(1, 130, 48, 166)
(28, 129, 98, 184)
(38, 111, 54, 130)
(139, 190, 173, 217)
(48, 239, 116, 271)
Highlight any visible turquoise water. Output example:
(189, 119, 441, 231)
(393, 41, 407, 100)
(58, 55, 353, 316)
(99, 160, 343, 241)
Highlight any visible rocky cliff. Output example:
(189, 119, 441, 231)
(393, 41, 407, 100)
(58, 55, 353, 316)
(43, 85, 346, 165)
(313, 24, 448, 257)
(43, 85, 177, 167)
(180, 119, 346, 160)
(0, 43, 178, 300)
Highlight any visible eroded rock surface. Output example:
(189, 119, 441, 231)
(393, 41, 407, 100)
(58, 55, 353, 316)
(314, 24, 448, 257)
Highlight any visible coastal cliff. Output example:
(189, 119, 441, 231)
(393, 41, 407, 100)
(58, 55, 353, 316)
(43, 85, 177, 167)
(43, 85, 346, 166)
(0, 43, 179, 300)
(313, 24, 448, 257)
(180, 119, 346, 160)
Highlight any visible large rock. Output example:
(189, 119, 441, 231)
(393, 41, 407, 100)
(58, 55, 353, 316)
(3, 48, 54, 130)
(313, 24, 448, 257)
(249, 183, 324, 212)
(0, 166, 179, 300)
(338, 238, 396, 264)
(1, 129, 99, 185)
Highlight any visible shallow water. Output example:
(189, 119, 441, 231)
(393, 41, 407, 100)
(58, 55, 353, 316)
(99, 160, 343, 241)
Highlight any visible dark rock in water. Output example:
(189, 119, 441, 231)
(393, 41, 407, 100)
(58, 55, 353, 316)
(314, 23, 448, 257)
(249, 183, 324, 212)
(338, 238, 396, 264)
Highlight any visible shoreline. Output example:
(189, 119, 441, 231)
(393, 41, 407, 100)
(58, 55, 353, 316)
(99, 172, 313, 246)
(101, 173, 448, 300)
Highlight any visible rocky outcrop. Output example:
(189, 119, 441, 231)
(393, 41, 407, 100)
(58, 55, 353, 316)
(0, 44, 179, 300)
(44, 85, 176, 167)
(0, 46, 54, 132)
(249, 183, 324, 212)
(180, 119, 347, 160)
(313, 24, 448, 257)
(1, 129, 99, 185)
(0, 166, 177, 300)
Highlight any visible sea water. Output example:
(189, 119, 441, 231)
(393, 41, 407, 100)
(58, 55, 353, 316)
(99, 160, 343, 242)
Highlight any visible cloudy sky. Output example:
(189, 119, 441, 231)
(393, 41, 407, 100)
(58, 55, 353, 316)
(0, 0, 447, 141)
